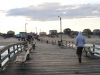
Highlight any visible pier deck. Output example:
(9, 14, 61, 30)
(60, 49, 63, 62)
(2, 41, 100, 75)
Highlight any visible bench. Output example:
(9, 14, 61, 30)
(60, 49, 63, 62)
(84, 46, 100, 58)
(15, 48, 31, 69)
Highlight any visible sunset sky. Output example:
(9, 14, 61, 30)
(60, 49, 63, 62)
(0, 0, 100, 34)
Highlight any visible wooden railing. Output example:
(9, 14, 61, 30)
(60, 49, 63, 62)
(39, 37, 100, 57)
(0, 41, 28, 72)
(39, 37, 76, 48)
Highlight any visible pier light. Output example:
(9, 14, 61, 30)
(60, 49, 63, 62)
(58, 16, 62, 43)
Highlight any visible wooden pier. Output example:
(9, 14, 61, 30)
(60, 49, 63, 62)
(2, 40, 100, 75)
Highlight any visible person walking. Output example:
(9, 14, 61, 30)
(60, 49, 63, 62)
(75, 32, 86, 63)
(32, 35, 34, 41)
(27, 35, 31, 44)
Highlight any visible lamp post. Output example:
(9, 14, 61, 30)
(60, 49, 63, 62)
(25, 23, 28, 32)
(35, 27, 37, 35)
(58, 16, 62, 43)
(25, 23, 28, 38)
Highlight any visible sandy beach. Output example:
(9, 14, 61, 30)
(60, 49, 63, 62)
(0, 36, 22, 46)
(0, 35, 100, 46)
(41, 34, 100, 44)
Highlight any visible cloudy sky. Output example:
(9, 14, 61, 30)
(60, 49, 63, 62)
(0, 0, 100, 34)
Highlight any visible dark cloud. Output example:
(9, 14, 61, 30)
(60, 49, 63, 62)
(6, 3, 100, 21)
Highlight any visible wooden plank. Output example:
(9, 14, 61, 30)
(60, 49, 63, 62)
(2, 40, 100, 75)
(15, 56, 25, 63)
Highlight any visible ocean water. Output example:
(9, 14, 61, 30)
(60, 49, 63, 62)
(64, 43, 100, 55)
(0, 46, 4, 49)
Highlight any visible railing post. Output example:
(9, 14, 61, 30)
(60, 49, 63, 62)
(8, 48, 10, 59)
(55, 40, 56, 44)
(92, 44, 95, 56)
(41, 38, 43, 42)
(0, 54, 1, 68)
(52, 40, 53, 44)
(62, 40, 63, 46)
(20, 42, 25, 52)
(72, 41, 73, 48)
(26, 42, 28, 48)
(17, 44, 18, 52)
(93, 44, 95, 52)
(48, 39, 49, 43)
(66, 41, 67, 47)
(0, 54, 2, 73)
(13, 45, 15, 54)
(69, 41, 70, 47)
(46, 40, 48, 44)
(20, 44, 23, 51)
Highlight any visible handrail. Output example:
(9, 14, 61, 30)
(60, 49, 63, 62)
(0, 41, 28, 72)
(40, 37, 100, 51)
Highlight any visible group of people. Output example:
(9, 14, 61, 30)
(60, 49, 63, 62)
(26, 35, 35, 44)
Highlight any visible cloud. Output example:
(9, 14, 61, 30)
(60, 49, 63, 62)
(6, 3, 100, 21)
(0, 10, 6, 13)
